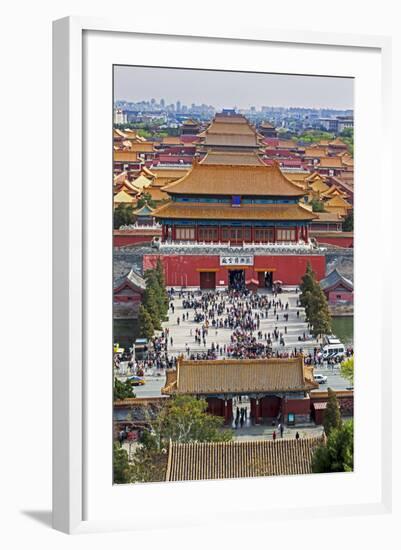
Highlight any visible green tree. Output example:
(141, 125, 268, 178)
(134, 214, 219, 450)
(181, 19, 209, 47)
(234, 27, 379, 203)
(113, 203, 134, 229)
(113, 443, 131, 483)
(136, 192, 157, 209)
(342, 211, 354, 232)
(340, 356, 354, 385)
(308, 287, 332, 337)
(340, 128, 354, 156)
(340, 127, 353, 139)
(323, 388, 342, 436)
(312, 420, 353, 473)
(144, 263, 169, 320)
(300, 263, 331, 337)
(299, 262, 316, 304)
(130, 396, 233, 483)
(161, 395, 233, 444)
(143, 286, 161, 330)
(138, 305, 154, 340)
(310, 198, 325, 212)
(114, 378, 135, 401)
(297, 130, 334, 143)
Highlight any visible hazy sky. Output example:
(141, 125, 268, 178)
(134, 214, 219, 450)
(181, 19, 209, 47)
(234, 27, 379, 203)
(114, 65, 353, 110)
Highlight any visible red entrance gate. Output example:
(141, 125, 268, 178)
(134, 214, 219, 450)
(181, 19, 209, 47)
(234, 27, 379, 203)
(199, 271, 216, 289)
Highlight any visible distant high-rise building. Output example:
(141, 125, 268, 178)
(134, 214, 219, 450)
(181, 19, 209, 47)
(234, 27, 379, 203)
(114, 108, 127, 125)
(160, 98, 165, 108)
(176, 100, 181, 112)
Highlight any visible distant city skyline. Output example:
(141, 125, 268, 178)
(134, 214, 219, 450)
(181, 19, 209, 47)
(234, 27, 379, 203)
(114, 65, 353, 111)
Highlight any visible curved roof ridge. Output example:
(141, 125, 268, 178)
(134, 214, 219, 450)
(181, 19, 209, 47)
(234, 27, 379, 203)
(161, 161, 307, 197)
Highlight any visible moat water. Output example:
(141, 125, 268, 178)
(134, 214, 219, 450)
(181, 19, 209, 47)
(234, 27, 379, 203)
(331, 316, 353, 346)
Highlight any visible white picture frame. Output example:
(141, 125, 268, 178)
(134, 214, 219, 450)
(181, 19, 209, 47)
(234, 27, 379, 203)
(52, 16, 392, 534)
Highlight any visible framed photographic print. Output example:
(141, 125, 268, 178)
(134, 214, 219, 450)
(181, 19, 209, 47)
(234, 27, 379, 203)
(52, 17, 392, 534)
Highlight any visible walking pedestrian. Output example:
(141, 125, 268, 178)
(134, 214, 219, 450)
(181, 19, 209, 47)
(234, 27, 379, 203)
(295, 432, 300, 440)
(272, 430, 276, 441)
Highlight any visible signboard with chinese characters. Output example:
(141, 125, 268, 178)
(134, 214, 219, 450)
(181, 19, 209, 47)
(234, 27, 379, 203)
(220, 255, 254, 266)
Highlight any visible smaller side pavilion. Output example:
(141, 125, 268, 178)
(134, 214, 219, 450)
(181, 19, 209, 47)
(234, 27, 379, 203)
(320, 269, 353, 305)
(162, 356, 319, 425)
(113, 268, 146, 318)
(134, 202, 156, 225)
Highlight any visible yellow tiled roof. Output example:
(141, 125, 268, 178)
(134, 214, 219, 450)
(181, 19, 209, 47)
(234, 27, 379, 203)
(311, 211, 344, 222)
(304, 147, 328, 158)
(277, 139, 297, 148)
(318, 157, 344, 169)
(166, 435, 326, 481)
(282, 172, 310, 189)
(114, 150, 139, 162)
(200, 151, 265, 166)
(147, 186, 169, 201)
(153, 202, 317, 221)
(141, 166, 156, 178)
(329, 138, 347, 147)
(162, 162, 307, 197)
(324, 195, 352, 208)
(161, 136, 183, 145)
(131, 174, 152, 190)
(113, 190, 135, 204)
(128, 142, 156, 152)
(203, 134, 259, 147)
(152, 168, 190, 179)
(310, 179, 330, 194)
(199, 115, 261, 147)
(321, 184, 348, 198)
(162, 356, 318, 395)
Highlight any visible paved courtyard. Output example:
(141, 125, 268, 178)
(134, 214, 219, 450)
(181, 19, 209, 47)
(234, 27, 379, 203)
(165, 287, 321, 357)
(125, 287, 352, 397)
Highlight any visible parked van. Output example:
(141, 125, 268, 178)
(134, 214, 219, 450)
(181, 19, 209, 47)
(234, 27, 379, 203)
(322, 337, 345, 360)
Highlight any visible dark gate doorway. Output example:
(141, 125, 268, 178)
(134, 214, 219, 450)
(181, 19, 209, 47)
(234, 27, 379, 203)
(199, 271, 216, 290)
(257, 271, 273, 289)
(229, 269, 245, 290)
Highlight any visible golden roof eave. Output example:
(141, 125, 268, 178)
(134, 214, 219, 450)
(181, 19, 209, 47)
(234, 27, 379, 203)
(161, 357, 319, 396)
(153, 202, 318, 221)
(161, 162, 307, 198)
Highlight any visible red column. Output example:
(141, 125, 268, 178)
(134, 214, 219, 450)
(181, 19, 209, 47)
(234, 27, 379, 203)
(224, 399, 232, 423)
(254, 398, 260, 425)
(172, 225, 176, 241)
(251, 226, 255, 242)
(295, 226, 299, 242)
(305, 226, 309, 242)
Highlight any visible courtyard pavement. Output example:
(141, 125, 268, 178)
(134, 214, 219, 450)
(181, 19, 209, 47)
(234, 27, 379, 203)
(164, 287, 321, 358)
(117, 287, 352, 397)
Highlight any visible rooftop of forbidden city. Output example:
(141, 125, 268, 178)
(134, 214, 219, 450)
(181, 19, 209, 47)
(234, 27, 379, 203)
(165, 435, 326, 481)
(161, 162, 307, 197)
(162, 356, 318, 395)
(200, 151, 265, 165)
(153, 202, 317, 221)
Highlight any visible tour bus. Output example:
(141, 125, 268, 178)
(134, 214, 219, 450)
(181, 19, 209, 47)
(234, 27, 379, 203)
(134, 338, 149, 361)
(322, 336, 346, 360)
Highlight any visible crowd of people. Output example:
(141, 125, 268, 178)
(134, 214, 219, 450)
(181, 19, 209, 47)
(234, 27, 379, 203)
(114, 287, 354, 376)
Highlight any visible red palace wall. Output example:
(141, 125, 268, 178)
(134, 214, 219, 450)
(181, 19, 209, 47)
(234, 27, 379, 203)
(328, 290, 353, 304)
(313, 235, 353, 248)
(114, 229, 161, 247)
(282, 397, 311, 416)
(143, 253, 326, 287)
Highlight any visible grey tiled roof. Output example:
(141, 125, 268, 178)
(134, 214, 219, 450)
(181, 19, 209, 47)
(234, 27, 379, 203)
(114, 268, 146, 291)
(320, 268, 353, 291)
